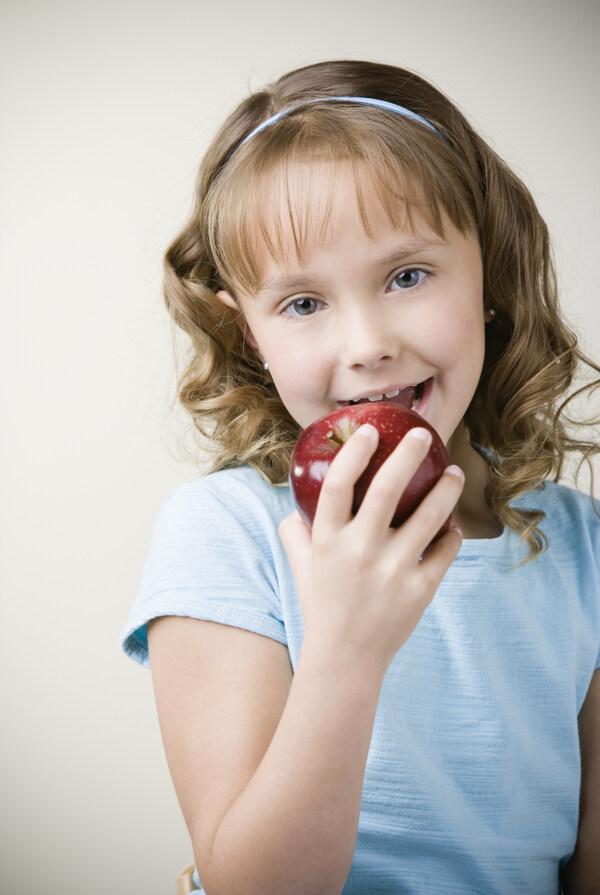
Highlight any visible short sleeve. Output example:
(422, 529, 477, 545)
(120, 471, 292, 667)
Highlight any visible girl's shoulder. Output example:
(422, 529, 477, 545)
(521, 479, 599, 534)
(139, 465, 296, 592)
(515, 480, 600, 572)
(147, 466, 298, 569)
(455, 477, 599, 568)
(122, 466, 297, 667)
(162, 465, 294, 526)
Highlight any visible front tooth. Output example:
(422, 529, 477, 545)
(384, 389, 400, 398)
(368, 393, 383, 402)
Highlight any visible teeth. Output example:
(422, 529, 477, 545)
(348, 384, 423, 406)
(411, 381, 425, 411)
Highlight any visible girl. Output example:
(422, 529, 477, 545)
(121, 60, 600, 894)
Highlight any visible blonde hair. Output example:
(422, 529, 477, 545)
(164, 60, 599, 559)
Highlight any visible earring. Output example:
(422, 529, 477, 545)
(488, 308, 496, 318)
(263, 362, 269, 371)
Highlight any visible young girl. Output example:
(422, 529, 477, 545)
(121, 60, 600, 894)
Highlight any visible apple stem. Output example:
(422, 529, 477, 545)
(326, 420, 357, 447)
(326, 429, 345, 447)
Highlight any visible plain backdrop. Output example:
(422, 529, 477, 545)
(1, 1, 599, 893)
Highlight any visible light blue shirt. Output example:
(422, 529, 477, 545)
(121, 466, 600, 894)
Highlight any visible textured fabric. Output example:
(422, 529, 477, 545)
(121, 466, 600, 894)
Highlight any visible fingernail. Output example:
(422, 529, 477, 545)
(408, 427, 432, 444)
(357, 423, 377, 438)
(446, 465, 464, 481)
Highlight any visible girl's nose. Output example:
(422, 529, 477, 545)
(339, 308, 398, 369)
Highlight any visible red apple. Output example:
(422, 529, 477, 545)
(289, 402, 455, 535)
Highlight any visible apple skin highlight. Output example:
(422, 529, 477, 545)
(289, 402, 454, 534)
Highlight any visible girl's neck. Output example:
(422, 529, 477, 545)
(447, 423, 503, 540)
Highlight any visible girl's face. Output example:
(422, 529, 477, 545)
(218, 163, 489, 459)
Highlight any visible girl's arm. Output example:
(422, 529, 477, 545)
(149, 617, 382, 895)
(561, 668, 600, 895)
(148, 427, 463, 895)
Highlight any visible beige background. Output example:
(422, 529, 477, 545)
(2, 0, 599, 893)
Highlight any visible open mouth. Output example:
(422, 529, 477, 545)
(342, 380, 427, 412)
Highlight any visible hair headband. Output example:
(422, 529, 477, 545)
(234, 95, 446, 154)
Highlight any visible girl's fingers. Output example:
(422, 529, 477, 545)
(312, 425, 464, 561)
(312, 424, 380, 531)
(393, 465, 465, 559)
(353, 427, 436, 532)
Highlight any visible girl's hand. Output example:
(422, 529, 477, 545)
(279, 424, 464, 676)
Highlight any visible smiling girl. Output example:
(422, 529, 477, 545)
(121, 60, 600, 894)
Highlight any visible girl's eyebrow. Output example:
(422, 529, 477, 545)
(258, 275, 314, 297)
(375, 238, 447, 269)
(257, 237, 447, 296)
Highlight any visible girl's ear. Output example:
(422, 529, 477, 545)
(216, 290, 263, 358)
(216, 289, 239, 313)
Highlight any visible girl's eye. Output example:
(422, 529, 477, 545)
(390, 268, 428, 290)
(283, 297, 322, 318)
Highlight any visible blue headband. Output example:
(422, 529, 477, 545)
(234, 96, 446, 153)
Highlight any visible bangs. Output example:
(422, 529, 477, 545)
(204, 105, 479, 294)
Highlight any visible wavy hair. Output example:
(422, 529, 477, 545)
(164, 60, 599, 559)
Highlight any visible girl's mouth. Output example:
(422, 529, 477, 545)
(340, 380, 428, 412)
